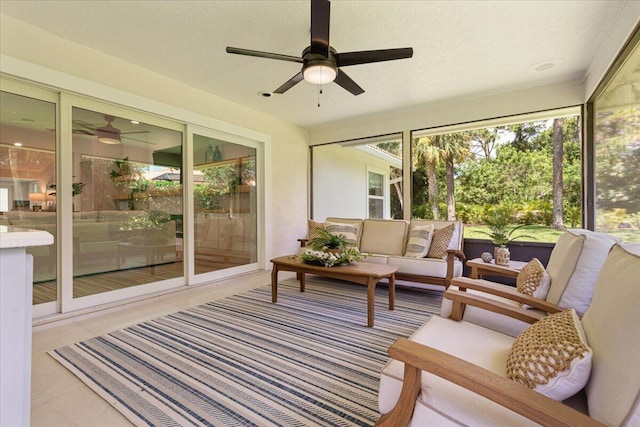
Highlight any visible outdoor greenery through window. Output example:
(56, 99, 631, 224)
(412, 111, 582, 243)
(594, 36, 640, 242)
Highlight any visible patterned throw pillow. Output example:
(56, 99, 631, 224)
(506, 309, 592, 401)
(427, 223, 455, 259)
(307, 220, 325, 240)
(516, 258, 551, 308)
(405, 224, 434, 258)
(325, 221, 359, 246)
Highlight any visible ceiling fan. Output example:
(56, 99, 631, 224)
(73, 115, 151, 145)
(226, 0, 413, 96)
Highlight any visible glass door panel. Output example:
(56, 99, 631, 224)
(71, 107, 184, 298)
(0, 90, 57, 306)
(193, 134, 257, 275)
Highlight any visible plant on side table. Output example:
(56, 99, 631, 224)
(479, 210, 534, 266)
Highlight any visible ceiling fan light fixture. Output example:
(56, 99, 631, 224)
(303, 64, 337, 85)
(98, 136, 121, 144)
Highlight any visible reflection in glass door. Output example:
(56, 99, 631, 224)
(71, 107, 184, 298)
(193, 134, 257, 275)
(0, 90, 57, 307)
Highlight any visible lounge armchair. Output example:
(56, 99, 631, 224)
(377, 243, 640, 426)
(441, 229, 620, 336)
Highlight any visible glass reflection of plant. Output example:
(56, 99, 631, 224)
(110, 157, 145, 209)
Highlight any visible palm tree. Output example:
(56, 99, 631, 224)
(413, 136, 441, 219)
(439, 133, 471, 220)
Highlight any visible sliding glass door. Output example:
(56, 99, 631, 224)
(191, 131, 258, 278)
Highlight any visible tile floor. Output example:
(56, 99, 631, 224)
(30, 270, 291, 427)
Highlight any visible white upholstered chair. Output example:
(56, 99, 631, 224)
(377, 243, 640, 426)
(440, 229, 620, 337)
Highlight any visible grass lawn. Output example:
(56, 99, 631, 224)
(464, 225, 564, 244)
(464, 225, 640, 243)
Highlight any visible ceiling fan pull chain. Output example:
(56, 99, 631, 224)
(318, 84, 321, 107)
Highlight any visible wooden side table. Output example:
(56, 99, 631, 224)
(467, 257, 528, 279)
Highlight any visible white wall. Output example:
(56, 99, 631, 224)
(0, 14, 310, 262)
(313, 144, 391, 221)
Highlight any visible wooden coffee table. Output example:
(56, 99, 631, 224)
(270, 255, 398, 327)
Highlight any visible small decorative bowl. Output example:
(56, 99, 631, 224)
(481, 252, 493, 263)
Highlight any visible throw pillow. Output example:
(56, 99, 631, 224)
(405, 224, 434, 258)
(307, 220, 325, 240)
(427, 223, 455, 259)
(516, 258, 551, 308)
(506, 309, 592, 401)
(325, 221, 359, 246)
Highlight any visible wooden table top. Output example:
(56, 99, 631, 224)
(271, 255, 398, 278)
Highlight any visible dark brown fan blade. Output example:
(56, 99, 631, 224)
(273, 72, 304, 94)
(334, 70, 364, 96)
(72, 120, 97, 130)
(226, 47, 303, 64)
(335, 48, 413, 67)
(72, 129, 95, 135)
(310, 0, 330, 56)
(122, 136, 155, 145)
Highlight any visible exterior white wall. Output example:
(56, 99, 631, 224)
(0, 15, 310, 264)
(312, 144, 391, 221)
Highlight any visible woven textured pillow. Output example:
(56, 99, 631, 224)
(427, 223, 455, 259)
(516, 258, 551, 308)
(506, 309, 592, 401)
(405, 224, 434, 258)
(325, 221, 359, 246)
(307, 220, 325, 240)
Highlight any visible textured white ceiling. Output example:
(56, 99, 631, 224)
(0, 0, 631, 130)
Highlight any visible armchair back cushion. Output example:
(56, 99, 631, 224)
(359, 219, 409, 256)
(582, 244, 640, 427)
(545, 230, 585, 305)
(557, 229, 621, 315)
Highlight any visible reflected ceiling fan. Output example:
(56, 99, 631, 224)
(226, 0, 413, 96)
(72, 115, 152, 145)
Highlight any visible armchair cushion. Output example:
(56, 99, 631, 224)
(516, 258, 551, 307)
(404, 224, 434, 258)
(427, 223, 455, 259)
(506, 309, 592, 401)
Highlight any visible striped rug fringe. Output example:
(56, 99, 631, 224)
(49, 278, 442, 426)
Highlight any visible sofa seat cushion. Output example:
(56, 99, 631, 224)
(379, 316, 539, 427)
(440, 284, 544, 337)
(386, 255, 463, 279)
(359, 219, 409, 256)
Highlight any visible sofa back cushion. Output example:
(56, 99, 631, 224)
(359, 219, 409, 256)
(582, 244, 640, 427)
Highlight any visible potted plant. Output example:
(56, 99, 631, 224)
(308, 228, 349, 252)
(301, 229, 362, 267)
(479, 209, 534, 265)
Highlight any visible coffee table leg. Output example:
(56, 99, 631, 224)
(299, 272, 306, 292)
(271, 265, 278, 303)
(367, 277, 375, 327)
(389, 274, 395, 311)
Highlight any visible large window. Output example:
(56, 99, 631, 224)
(593, 35, 640, 242)
(411, 111, 582, 243)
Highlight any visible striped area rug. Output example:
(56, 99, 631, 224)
(49, 278, 442, 427)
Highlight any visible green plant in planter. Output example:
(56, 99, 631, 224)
(308, 228, 350, 251)
(479, 210, 535, 246)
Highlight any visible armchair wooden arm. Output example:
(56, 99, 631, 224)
(375, 338, 606, 427)
(445, 289, 546, 324)
(450, 276, 565, 315)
